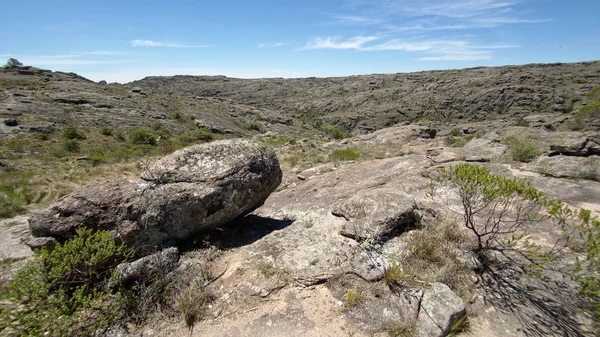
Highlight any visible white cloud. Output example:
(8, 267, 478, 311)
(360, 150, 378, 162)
(82, 50, 129, 55)
(258, 42, 284, 48)
(302, 34, 519, 61)
(302, 36, 379, 50)
(330, 15, 381, 25)
(130, 40, 211, 48)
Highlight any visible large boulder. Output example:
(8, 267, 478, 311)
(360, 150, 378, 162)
(28, 139, 282, 249)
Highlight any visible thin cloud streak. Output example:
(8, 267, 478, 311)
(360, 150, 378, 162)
(82, 50, 130, 55)
(301, 36, 379, 50)
(330, 14, 382, 25)
(258, 42, 284, 48)
(130, 39, 212, 48)
(302, 35, 519, 61)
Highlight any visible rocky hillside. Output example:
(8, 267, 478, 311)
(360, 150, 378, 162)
(129, 61, 600, 132)
(1, 61, 600, 337)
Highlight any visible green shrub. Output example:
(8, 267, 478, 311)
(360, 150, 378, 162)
(129, 128, 158, 146)
(571, 210, 600, 320)
(88, 149, 106, 166)
(99, 126, 113, 136)
(0, 228, 134, 336)
(3, 58, 23, 69)
(322, 124, 349, 139)
(329, 149, 360, 161)
(431, 163, 547, 251)
(504, 137, 541, 163)
(176, 128, 214, 147)
(62, 139, 80, 153)
(62, 125, 86, 141)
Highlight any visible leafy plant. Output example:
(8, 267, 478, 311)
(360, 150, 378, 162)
(62, 139, 80, 153)
(2, 58, 22, 69)
(0, 228, 134, 336)
(430, 164, 547, 251)
(62, 125, 86, 141)
(129, 128, 158, 146)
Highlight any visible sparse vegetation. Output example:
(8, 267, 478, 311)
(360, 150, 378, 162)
(504, 136, 542, 163)
(431, 163, 548, 251)
(342, 289, 363, 309)
(329, 148, 360, 161)
(0, 228, 134, 336)
(387, 320, 417, 337)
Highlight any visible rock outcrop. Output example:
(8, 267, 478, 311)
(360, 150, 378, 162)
(28, 139, 282, 250)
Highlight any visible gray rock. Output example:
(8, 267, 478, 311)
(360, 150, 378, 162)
(525, 155, 600, 179)
(549, 136, 600, 156)
(113, 247, 179, 283)
(18, 121, 55, 133)
(461, 137, 507, 162)
(416, 283, 467, 337)
(3, 118, 18, 126)
(332, 189, 416, 241)
(27, 140, 282, 250)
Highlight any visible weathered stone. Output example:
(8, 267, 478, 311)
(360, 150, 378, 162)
(416, 283, 467, 337)
(332, 189, 416, 241)
(525, 155, 599, 179)
(461, 137, 507, 162)
(28, 140, 282, 250)
(113, 247, 179, 283)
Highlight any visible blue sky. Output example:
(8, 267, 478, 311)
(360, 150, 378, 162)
(1, 0, 598, 83)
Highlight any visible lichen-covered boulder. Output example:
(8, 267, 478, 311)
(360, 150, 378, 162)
(28, 139, 282, 250)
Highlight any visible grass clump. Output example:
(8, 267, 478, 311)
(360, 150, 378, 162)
(504, 136, 542, 163)
(0, 171, 34, 219)
(387, 320, 417, 337)
(0, 228, 134, 336)
(342, 289, 363, 309)
(176, 278, 214, 328)
(329, 148, 360, 161)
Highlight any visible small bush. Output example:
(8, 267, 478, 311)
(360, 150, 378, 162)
(342, 289, 362, 309)
(504, 137, 541, 163)
(99, 126, 113, 136)
(62, 139, 80, 153)
(88, 149, 106, 166)
(176, 279, 214, 328)
(0, 228, 134, 336)
(431, 163, 547, 251)
(322, 124, 349, 139)
(176, 128, 214, 147)
(129, 128, 158, 146)
(62, 125, 86, 141)
(329, 149, 360, 161)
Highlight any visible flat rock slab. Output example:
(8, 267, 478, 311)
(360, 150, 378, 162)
(0, 216, 33, 260)
(524, 155, 599, 179)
